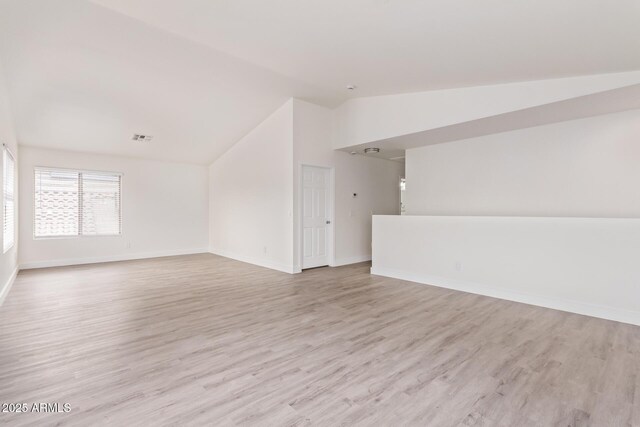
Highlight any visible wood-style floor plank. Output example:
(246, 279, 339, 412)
(0, 253, 638, 426)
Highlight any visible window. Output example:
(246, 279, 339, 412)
(3, 146, 15, 253)
(34, 167, 121, 238)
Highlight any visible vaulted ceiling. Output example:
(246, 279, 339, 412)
(0, 0, 639, 164)
(91, 0, 640, 95)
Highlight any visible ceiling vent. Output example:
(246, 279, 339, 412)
(132, 134, 153, 142)
(364, 147, 380, 154)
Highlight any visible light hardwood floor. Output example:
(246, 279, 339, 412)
(0, 253, 639, 426)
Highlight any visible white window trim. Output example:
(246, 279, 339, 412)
(33, 166, 123, 240)
(3, 144, 15, 253)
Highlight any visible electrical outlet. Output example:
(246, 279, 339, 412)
(454, 261, 462, 271)
(263, 246, 267, 255)
(126, 241, 132, 249)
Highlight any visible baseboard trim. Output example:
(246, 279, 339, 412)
(19, 248, 209, 270)
(208, 250, 371, 273)
(371, 266, 640, 327)
(0, 266, 19, 306)
(331, 255, 372, 267)
(210, 248, 295, 274)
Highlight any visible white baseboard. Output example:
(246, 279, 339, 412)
(0, 266, 19, 306)
(210, 248, 295, 274)
(371, 266, 640, 327)
(208, 249, 371, 274)
(331, 255, 372, 267)
(19, 248, 209, 270)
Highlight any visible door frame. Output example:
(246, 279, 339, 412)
(298, 164, 335, 271)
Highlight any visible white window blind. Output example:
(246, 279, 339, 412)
(34, 167, 121, 238)
(3, 146, 15, 253)
(82, 172, 122, 236)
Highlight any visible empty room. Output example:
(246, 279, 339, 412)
(1, 0, 639, 425)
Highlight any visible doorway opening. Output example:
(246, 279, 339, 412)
(400, 177, 406, 215)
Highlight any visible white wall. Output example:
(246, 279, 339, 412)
(209, 100, 295, 273)
(372, 215, 640, 326)
(19, 146, 208, 268)
(0, 58, 18, 303)
(374, 108, 640, 325)
(293, 99, 404, 269)
(208, 98, 404, 273)
(406, 109, 640, 217)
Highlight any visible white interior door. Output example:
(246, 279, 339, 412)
(302, 166, 330, 269)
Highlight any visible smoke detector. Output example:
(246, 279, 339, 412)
(346, 85, 357, 91)
(364, 147, 380, 154)
(132, 134, 153, 142)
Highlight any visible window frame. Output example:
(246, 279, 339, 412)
(33, 166, 123, 240)
(3, 144, 15, 253)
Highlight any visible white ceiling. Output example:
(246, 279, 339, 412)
(0, 0, 339, 164)
(91, 0, 640, 95)
(0, 0, 639, 164)
(343, 84, 640, 161)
